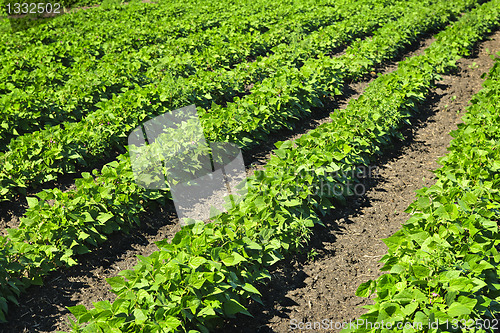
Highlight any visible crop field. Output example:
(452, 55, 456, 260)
(0, 0, 500, 332)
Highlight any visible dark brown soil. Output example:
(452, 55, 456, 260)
(0, 198, 28, 236)
(220, 30, 500, 333)
(0, 28, 498, 333)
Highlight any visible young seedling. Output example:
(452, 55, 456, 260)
(468, 62, 479, 69)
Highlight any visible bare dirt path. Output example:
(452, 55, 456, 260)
(220, 30, 500, 333)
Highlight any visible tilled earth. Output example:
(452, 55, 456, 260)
(0, 27, 499, 333)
